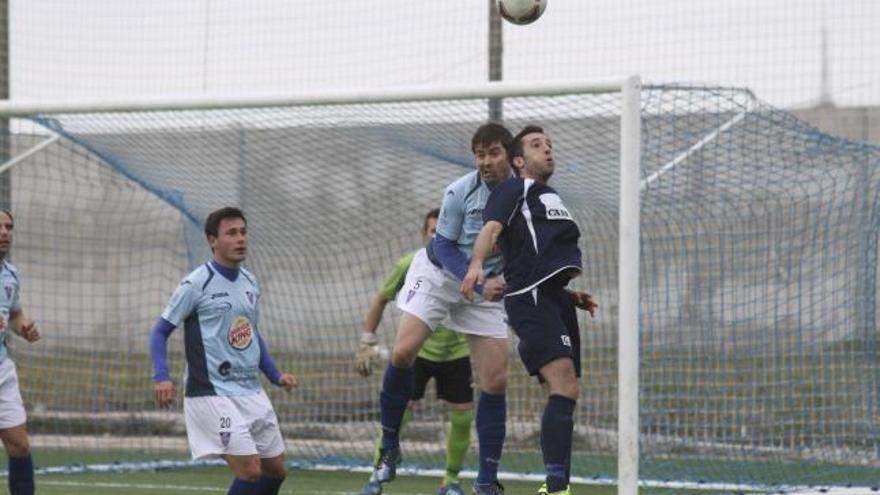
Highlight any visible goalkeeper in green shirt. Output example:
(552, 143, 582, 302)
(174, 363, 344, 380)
(356, 208, 473, 495)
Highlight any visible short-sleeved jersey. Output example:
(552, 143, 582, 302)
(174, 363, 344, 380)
(483, 177, 582, 295)
(380, 252, 469, 362)
(161, 262, 263, 397)
(0, 261, 21, 364)
(432, 170, 504, 277)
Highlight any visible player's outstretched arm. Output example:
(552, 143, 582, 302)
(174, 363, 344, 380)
(568, 290, 598, 317)
(9, 310, 40, 343)
(149, 317, 177, 408)
(462, 220, 504, 301)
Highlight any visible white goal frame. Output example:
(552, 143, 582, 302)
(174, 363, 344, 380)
(0, 77, 643, 495)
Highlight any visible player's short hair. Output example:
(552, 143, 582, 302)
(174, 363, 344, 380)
(510, 125, 546, 176)
(0, 209, 13, 226)
(511, 125, 545, 158)
(471, 122, 513, 155)
(205, 207, 246, 238)
(422, 208, 440, 233)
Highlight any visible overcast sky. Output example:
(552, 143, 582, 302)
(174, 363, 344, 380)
(9, 0, 880, 109)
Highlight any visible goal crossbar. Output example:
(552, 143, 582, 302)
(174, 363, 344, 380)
(0, 78, 635, 116)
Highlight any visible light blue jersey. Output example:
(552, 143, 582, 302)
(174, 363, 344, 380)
(161, 262, 263, 397)
(0, 261, 21, 365)
(435, 170, 504, 276)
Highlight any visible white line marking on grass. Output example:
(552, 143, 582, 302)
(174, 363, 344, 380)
(39, 480, 425, 495)
(39, 480, 225, 492)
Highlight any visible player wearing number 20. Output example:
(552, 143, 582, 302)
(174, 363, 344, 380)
(150, 207, 297, 495)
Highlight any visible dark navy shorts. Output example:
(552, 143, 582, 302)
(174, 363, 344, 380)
(504, 280, 581, 380)
(412, 355, 474, 404)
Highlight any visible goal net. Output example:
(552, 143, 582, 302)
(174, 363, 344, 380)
(0, 82, 877, 492)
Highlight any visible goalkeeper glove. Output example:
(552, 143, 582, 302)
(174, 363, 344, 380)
(355, 332, 382, 377)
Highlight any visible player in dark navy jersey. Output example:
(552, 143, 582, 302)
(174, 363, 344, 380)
(462, 126, 596, 495)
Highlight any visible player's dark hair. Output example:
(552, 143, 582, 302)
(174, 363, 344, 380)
(205, 207, 246, 238)
(471, 122, 513, 155)
(511, 125, 545, 158)
(422, 208, 440, 233)
(510, 125, 545, 177)
(0, 209, 13, 227)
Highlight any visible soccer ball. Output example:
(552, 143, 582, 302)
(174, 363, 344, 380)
(496, 0, 547, 25)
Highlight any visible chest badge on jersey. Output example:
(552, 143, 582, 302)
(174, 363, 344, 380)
(228, 316, 254, 350)
(245, 290, 255, 306)
(539, 193, 572, 220)
(4, 285, 12, 300)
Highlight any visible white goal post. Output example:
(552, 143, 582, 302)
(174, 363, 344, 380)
(0, 77, 643, 495)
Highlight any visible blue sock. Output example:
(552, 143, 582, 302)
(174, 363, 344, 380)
(256, 475, 285, 495)
(8, 455, 34, 495)
(475, 391, 506, 484)
(228, 477, 260, 495)
(379, 363, 414, 451)
(542, 395, 576, 492)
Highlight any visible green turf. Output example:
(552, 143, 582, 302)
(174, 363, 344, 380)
(13, 447, 876, 491)
(33, 468, 731, 495)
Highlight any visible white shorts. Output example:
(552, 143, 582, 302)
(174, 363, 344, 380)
(396, 249, 507, 338)
(0, 359, 26, 429)
(184, 390, 285, 460)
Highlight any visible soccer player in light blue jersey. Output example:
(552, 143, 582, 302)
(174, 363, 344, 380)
(150, 207, 297, 495)
(0, 209, 39, 495)
(372, 123, 513, 495)
(356, 209, 474, 495)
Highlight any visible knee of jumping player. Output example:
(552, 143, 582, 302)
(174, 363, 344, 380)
(479, 364, 508, 394)
(390, 345, 418, 368)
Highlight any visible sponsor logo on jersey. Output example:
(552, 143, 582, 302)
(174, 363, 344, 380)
(467, 207, 483, 217)
(210, 292, 229, 299)
(218, 360, 231, 376)
(4, 285, 11, 300)
(539, 193, 572, 220)
(561, 335, 572, 347)
(227, 316, 254, 350)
